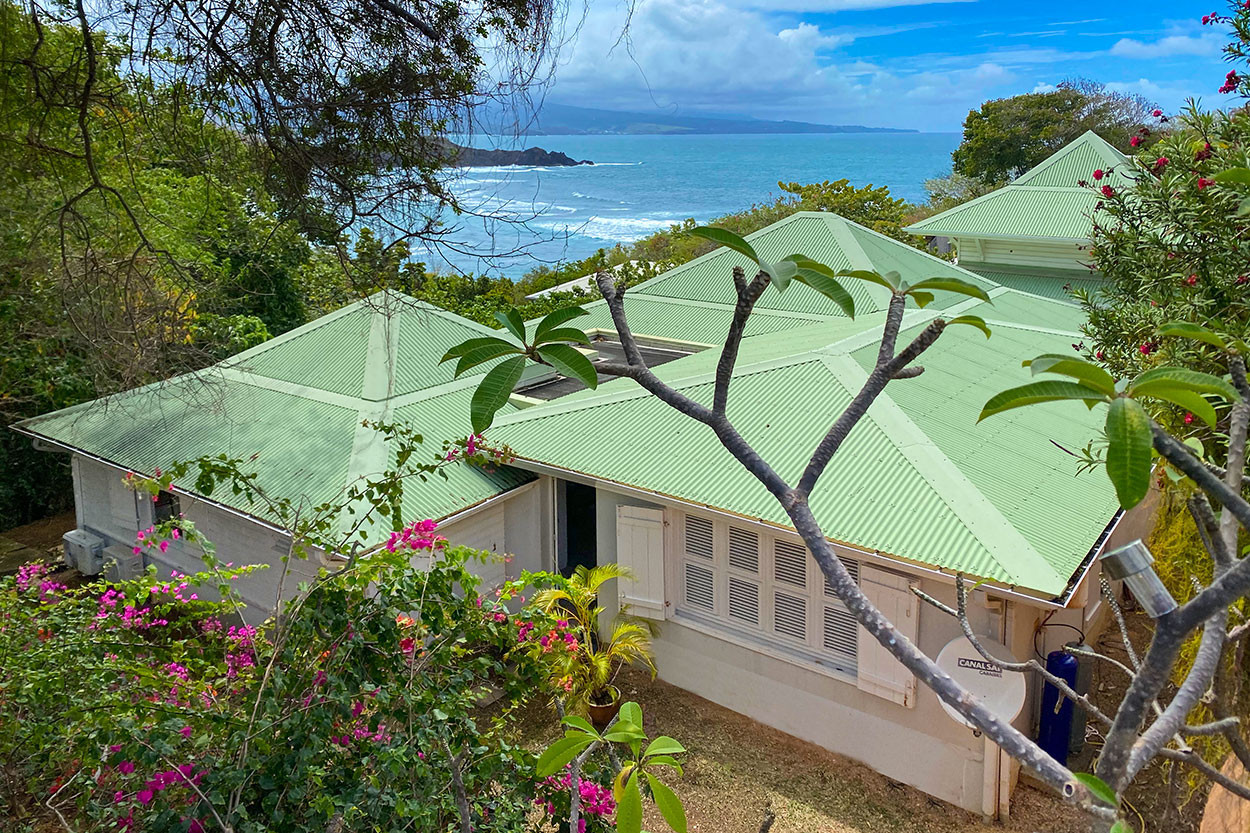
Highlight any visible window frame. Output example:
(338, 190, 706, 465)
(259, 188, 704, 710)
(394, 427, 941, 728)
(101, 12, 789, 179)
(672, 509, 861, 681)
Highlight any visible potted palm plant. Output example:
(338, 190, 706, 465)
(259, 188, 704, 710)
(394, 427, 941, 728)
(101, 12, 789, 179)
(530, 564, 657, 728)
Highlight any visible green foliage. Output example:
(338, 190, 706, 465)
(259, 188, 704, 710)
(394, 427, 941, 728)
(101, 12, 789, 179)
(953, 82, 1159, 184)
(777, 178, 922, 247)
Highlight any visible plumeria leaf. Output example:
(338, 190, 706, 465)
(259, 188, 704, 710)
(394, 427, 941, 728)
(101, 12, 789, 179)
(535, 343, 598, 389)
(759, 258, 798, 291)
(453, 341, 522, 377)
(1132, 385, 1217, 428)
(794, 269, 856, 317)
(908, 290, 935, 308)
(980, 380, 1108, 421)
(907, 277, 992, 302)
(532, 327, 592, 348)
(643, 755, 684, 773)
(536, 735, 594, 777)
(1025, 354, 1117, 396)
(686, 226, 760, 263)
(1105, 398, 1154, 509)
(644, 736, 686, 757)
(1238, 195, 1250, 217)
(1157, 321, 1227, 349)
(561, 714, 600, 738)
(469, 356, 525, 434)
(603, 720, 646, 743)
(441, 336, 516, 362)
(1128, 367, 1239, 402)
(619, 701, 643, 727)
(495, 308, 526, 342)
(533, 306, 589, 343)
(1110, 821, 1132, 833)
(644, 772, 688, 833)
(616, 771, 644, 833)
(946, 315, 991, 338)
(838, 269, 900, 292)
(1073, 772, 1120, 808)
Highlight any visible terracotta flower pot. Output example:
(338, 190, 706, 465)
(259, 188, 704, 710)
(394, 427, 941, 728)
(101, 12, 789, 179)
(586, 685, 622, 730)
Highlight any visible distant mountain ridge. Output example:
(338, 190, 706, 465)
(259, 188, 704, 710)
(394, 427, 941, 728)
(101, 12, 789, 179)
(492, 103, 915, 136)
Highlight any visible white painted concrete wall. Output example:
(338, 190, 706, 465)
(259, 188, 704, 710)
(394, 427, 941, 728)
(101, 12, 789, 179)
(589, 484, 1037, 814)
(957, 238, 1089, 272)
(72, 455, 321, 622)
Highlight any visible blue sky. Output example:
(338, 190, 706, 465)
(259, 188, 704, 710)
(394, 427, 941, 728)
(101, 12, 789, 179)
(547, 0, 1232, 130)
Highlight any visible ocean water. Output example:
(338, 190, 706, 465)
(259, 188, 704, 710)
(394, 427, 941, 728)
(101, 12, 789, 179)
(428, 132, 960, 278)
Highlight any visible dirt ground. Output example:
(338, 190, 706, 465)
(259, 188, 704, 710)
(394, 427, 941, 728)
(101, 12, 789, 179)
(1, 511, 76, 553)
(518, 667, 1095, 833)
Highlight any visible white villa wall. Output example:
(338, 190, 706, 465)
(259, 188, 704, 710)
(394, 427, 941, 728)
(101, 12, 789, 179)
(438, 479, 553, 589)
(956, 237, 1088, 272)
(589, 484, 1049, 815)
(72, 455, 320, 622)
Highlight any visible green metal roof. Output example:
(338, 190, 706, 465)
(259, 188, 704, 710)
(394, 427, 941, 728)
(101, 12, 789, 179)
(16, 292, 534, 541)
(496, 285, 1119, 597)
(960, 264, 1107, 302)
(575, 211, 998, 345)
(906, 131, 1129, 242)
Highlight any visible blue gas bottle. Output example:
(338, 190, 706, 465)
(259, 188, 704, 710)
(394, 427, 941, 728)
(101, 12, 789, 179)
(1039, 649, 1080, 764)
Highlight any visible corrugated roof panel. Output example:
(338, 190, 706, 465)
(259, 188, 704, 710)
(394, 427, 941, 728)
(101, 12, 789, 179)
(962, 265, 1106, 301)
(844, 226, 998, 310)
(230, 307, 371, 398)
(982, 290, 1088, 333)
(392, 305, 500, 396)
(577, 297, 810, 346)
(1014, 131, 1129, 187)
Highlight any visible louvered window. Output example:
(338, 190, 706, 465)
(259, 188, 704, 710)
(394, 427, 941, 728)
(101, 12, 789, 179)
(673, 511, 862, 678)
(684, 516, 715, 560)
(774, 540, 807, 588)
(773, 591, 807, 641)
(684, 562, 715, 611)
(727, 576, 759, 625)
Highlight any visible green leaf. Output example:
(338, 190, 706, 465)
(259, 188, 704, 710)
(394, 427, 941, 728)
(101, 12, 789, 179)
(1105, 398, 1154, 509)
(1157, 321, 1227, 350)
(1130, 384, 1217, 427)
(1110, 820, 1132, 833)
(470, 356, 526, 434)
(686, 226, 760, 263)
(644, 772, 688, 833)
(946, 315, 991, 338)
(441, 335, 517, 363)
(907, 276, 992, 302)
(535, 343, 599, 389)
(453, 340, 522, 377)
(908, 290, 935, 308)
(644, 736, 686, 758)
(1214, 167, 1250, 185)
(536, 735, 593, 777)
(532, 327, 592, 347)
(759, 258, 798, 291)
(1072, 772, 1119, 808)
(781, 256, 856, 317)
(618, 701, 643, 727)
(533, 306, 589, 343)
(980, 380, 1108, 421)
(838, 269, 900, 292)
(495, 308, 526, 342)
(603, 721, 647, 743)
(642, 755, 684, 773)
(1025, 354, 1117, 396)
(1129, 367, 1239, 403)
(561, 714, 600, 738)
(1238, 195, 1250, 217)
(616, 771, 644, 833)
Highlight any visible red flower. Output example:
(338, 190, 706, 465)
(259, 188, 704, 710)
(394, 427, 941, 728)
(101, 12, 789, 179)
(1152, 108, 1163, 117)
(1130, 135, 1142, 147)
(1238, 275, 1248, 285)
(1096, 350, 1105, 360)
(1185, 274, 1198, 286)
(1093, 168, 1105, 180)
(1101, 184, 1115, 198)
(1221, 70, 1241, 94)
(1152, 156, 1169, 174)
(1198, 177, 1214, 189)
(1185, 412, 1195, 425)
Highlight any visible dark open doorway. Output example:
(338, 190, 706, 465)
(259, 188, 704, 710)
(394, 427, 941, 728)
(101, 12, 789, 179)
(561, 481, 597, 578)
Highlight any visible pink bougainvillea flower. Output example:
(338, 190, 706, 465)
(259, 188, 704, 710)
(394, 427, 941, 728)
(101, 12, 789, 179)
(180, 726, 193, 739)
(118, 761, 136, 775)
(136, 789, 154, 806)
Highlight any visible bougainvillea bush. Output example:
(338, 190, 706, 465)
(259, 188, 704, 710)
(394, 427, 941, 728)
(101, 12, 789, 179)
(0, 517, 620, 833)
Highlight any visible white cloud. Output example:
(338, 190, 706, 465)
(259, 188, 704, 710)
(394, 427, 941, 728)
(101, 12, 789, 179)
(1110, 32, 1223, 59)
(753, 0, 976, 9)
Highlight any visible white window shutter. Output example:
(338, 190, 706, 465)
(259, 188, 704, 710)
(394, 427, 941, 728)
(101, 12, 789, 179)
(616, 506, 666, 618)
(856, 565, 919, 708)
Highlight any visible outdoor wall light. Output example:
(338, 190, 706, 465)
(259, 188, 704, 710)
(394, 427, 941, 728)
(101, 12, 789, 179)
(1100, 539, 1178, 619)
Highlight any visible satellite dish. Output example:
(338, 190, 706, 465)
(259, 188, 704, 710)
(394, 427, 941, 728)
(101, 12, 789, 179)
(935, 635, 1026, 729)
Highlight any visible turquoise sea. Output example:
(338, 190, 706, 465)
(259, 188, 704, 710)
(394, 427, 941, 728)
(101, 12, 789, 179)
(432, 132, 960, 278)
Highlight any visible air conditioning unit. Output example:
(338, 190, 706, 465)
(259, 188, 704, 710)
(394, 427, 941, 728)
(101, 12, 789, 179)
(62, 529, 105, 575)
(103, 543, 144, 583)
